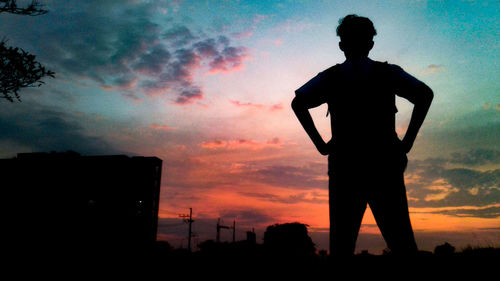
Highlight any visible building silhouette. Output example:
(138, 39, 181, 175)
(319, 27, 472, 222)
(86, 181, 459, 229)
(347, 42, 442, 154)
(1, 151, 162, 255)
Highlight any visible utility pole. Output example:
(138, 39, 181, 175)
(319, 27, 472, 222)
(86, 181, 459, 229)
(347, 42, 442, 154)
(179, 208, 194, 252)
(216, 218, 236, 243)
(232, 220, 236, 243)
(216, 218, 229, 243)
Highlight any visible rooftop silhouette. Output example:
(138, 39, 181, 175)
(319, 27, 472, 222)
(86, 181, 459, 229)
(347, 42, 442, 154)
(1, 151, 162, 257)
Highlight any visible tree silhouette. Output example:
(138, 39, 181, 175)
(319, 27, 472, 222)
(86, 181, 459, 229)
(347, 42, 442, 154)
(263, 222, 316, 258)
(434, 242, 455, 256)
(0, 0, 54, 102)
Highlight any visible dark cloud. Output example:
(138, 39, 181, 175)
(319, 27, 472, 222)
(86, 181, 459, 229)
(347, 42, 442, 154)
(217, 35, 231, 47)
(0, 1, 250, 106)
(193, 38, 219, 57)
(172, 48, 200, 79)
(132, 45, 172, 76)
(140, 30, 248, 104)
(163, 25, 197, 47)
(406, 152, 500, 211)
(239, 191, 328, 204)
(426, 206, 500, 219)
(421, 149, 500, 167)
(107, 75, 137, 91)
(241, 164, 328, 190)
(175, 86, 204, 105)
(0, 102, 119, 156)
(208, 45, 248, 73)
(443, 168, 500, 189)
(423, 109, 500, 152)
(449, 149, 500, 166)
(219, 209, 275, 226)
(0, 1, 161, 87)
(138, 47, 201, 99)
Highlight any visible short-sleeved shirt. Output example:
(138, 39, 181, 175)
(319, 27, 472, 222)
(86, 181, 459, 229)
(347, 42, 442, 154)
(295, 58, 423, 154)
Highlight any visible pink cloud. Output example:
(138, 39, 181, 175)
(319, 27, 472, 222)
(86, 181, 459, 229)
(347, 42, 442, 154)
(232, 30, 253, 39)
(150, 123, 176, 131)
(270, 103, 283, 111)
(266, 137, 281, 145)
(272, 39, 283, 46)
(201, 138, 285, 150)
(230, 100, 284, 112)
(175, 144, 187, 151)
(201, 140, 228, 149)
(423, 64, 445, 75)
(229, 100, 265, 109)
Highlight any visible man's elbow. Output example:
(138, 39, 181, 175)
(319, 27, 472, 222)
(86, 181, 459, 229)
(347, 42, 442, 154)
(415, 83, 433, 106)
(291, 95, 301, 111)
(423, 84, 434, 105)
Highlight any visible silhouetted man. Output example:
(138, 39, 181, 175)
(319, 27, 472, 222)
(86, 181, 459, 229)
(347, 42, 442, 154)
(292, 14, 433, 257)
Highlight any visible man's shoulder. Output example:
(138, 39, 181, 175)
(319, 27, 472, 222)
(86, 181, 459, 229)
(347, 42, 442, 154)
(371, 59, 394, 68)
(320, 64, 342, 75)
(373, 60, 404, 71)
(369, 60, 409, 79)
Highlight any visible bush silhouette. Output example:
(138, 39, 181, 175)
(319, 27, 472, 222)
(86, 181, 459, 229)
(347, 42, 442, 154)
(263, 222, 316, 258)
(434, 242, 455, 256)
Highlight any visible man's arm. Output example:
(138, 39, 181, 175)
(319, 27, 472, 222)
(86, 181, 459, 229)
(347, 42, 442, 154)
(401, 82, 433, 153)
(291, 95, 329, 155)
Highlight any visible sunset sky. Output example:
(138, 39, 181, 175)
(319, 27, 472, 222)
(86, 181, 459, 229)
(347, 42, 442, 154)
(1, 0, 499, 253)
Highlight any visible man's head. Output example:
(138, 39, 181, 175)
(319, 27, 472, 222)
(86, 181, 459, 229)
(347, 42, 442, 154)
(336, 14, 377, 59)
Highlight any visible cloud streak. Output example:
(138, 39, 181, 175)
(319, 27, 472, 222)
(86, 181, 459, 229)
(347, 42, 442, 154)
(150, 123, 176, 131)
(430, 205, 500, 219)
(0, 102, 119, 155)
(201, 138, 286, 150)
(449, 149, 500, 166)
(423, 64, 445, 74)
(242, 164, 328, 190)
(239, 191, 328, 205)
(229, 100, 284, 111)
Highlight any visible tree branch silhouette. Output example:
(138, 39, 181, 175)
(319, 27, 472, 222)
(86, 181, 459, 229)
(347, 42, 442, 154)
(0, 40, 55, 102)
(1, 0, 54, 102)
(0, 0, 47, 16)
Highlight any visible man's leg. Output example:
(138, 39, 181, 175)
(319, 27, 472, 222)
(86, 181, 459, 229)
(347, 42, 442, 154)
(329, 169, 367, 257)
(369, 170, 418, 255)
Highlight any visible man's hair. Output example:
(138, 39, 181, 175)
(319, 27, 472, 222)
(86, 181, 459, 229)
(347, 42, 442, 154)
(336, 14, 377, 41)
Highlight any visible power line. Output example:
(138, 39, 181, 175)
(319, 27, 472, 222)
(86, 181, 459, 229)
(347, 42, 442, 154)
(160, 223, 186, 227)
